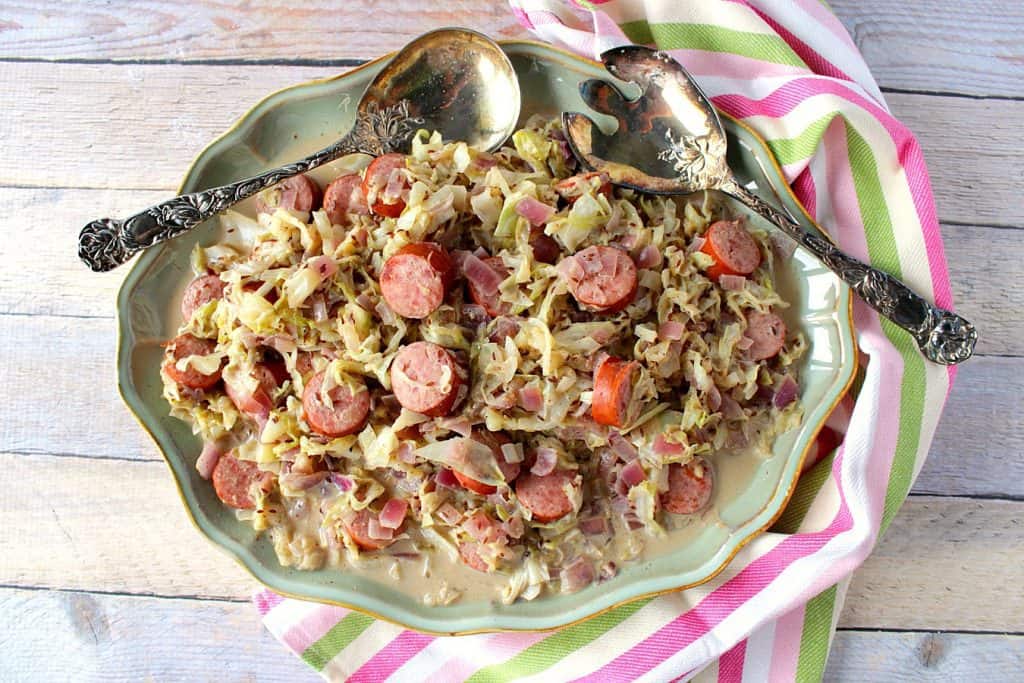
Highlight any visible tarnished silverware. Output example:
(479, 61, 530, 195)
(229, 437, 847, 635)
(563, 45, 976, 366)
(78, 27, 520, 273)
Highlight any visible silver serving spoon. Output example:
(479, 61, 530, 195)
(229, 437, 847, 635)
(563, 46, 976, 366)
(78, 27, 520, 273)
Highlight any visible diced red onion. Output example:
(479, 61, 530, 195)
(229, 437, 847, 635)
(609, 432, 638, 461)
(310, 294, 328, 322)
(280, 471, 329, 491)
(658, 321, 686, 341)
(261, 334, 297, 355)
(618, 459, 646, 489)
(515, 196, 555, 226)
(367, 515, 395, 541)
(773, 375, 800, 409)
(502, 516, 525, 539)
(461, 253, 504, 296)
(653, 435, 685, 457)
(687, 236, 706, 253)
(462, 511, 499, 542)
(396, 442, 417, 465)
(379, 498, 408, 529)
(435, 468, 459, 489)
(719, 274, 747, 291)
(375, 300, 396, 325)
(619, 231, 639, 249)
(636, 244, 662, 269)
(518, 386, 544, 413)
(436, 503, 462, 526)
(437, 416, 473, 438)
(737, 335, 754, 351)
(530, 446, 558, 477)
(473, 154, 498, 170)
(706, 384, 722, 412)
(721, 395, 744, 420)
(308, 255, 338, 280)
(331, 474, 354, 492)
(489, 316, 520, 343)
(196, 442, 223, 480)
(560, 557, 596, 594)
(579, 516, 609, 536)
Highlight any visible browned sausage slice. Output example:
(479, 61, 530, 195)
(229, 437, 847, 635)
(225, 364, 279, 421)
(162, 334, 222, 390)
(700, 220, 761, 280)
(379, 242, 454, 319)
(560, 245, 638, 313)
(390, 341, 464, 417)
(660, 458, 713, 514)
(343, 509, 398, 551)
(323, 174, 370, 225)
(362, 153, 408, 218)
(745, 310, 787, 361)
(212, 453, 273, 510)
(180, 274, 224, 320)
(452, 429, 521, 494)
(515, 469, 577, 523)
(302, 370, 371, 437)
(255, 174, 322, 214)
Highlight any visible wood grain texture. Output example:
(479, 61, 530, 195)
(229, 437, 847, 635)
(0, 447, 1019, 631)
(0, 588, 315, 682)
(831, 0, 1024, 97)
(840, 497, 1024, 631)
(1, 63, 1022, 229)
(826, 630, 1024, 681)
(0, 1, 530, 63)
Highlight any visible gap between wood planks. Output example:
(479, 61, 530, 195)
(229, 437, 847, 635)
(2, 55, 1021, 105)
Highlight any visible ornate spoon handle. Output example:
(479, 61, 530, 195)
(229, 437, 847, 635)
(78, 101, 417, 272)
(721, 177, 977, 365)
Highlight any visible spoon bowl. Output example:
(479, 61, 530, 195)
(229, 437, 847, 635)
(78, 27, 519, 273)
(563, 46, 976, 365)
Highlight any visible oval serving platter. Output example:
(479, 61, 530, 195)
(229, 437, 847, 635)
(116, 40, 856, 635)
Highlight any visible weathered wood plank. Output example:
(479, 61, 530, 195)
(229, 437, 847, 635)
(0, 588, 315, 682)
(3, 1, 1021, 98)
(839, 497, 1023, 631)
(1, 63, 1022, 227)
(826, 630, 1024, 681)
(914, 356, 1024, 499)
(831, 0, 1024, 98)
(0, 1, 529, 63)
(0, 449, 1018, 630)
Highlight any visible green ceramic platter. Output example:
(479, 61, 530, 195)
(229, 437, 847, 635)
(116, 40, 856, 635)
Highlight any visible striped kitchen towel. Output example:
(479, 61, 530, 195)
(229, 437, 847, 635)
(255, 1, 957, 679)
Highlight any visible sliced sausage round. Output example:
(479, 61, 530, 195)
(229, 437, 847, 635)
(466, 256, 511, 318)
(529, 229, 562, 264)
(255, 174, 322, 215)
(515, 469, 577, 523)
(379, 242, 454, 319)
(745, 310, 787, 361)
(343, 509, 397, 551)
(180, 274, 224, 320)
(591, 356, 640, 428)
(302, 370, 371, 437)
(660, 458, 713, 514)
(163, 334, 222, 390)
(212, 453, 273, 510)
(561, 245, 638, 313)
(390, 341, 464, 417)
(362, 153, 408, 218)
(452, 429, 521, 495)
(323, 173, 370, 225)
(225, 364, 280, 421)
(700, 219, 761, 280)
(459, 542, 491, 573)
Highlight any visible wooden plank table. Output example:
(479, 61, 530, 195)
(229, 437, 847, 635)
(1, 1, 1021, 679)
